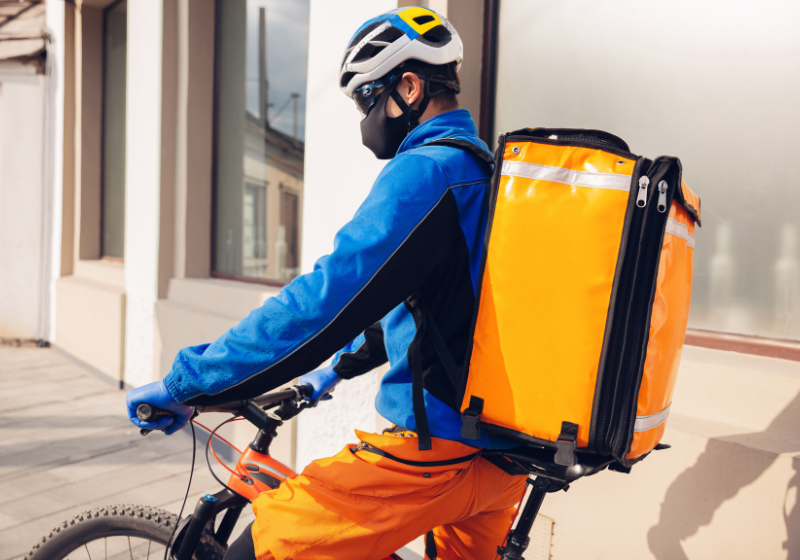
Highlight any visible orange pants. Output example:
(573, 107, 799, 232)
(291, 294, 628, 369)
(251, 429, 527, 560)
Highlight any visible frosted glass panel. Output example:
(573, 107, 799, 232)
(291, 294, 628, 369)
(494, 0, 800, 341)
(214, 0, 308, 281)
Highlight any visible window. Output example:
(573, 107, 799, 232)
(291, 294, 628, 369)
(492, 0, 800, 341)
(213, 0, 309, 283)
(101, 0, 127, 259)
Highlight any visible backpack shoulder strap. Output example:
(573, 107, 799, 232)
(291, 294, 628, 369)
(407, 294, 465, 451)
(425, 138, 495, 165)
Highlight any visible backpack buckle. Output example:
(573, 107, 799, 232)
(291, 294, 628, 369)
(554, 421, 579, 467)
(460, 396, 484, 440)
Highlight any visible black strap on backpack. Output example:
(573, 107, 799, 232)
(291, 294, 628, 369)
(408, 294, 466, 451)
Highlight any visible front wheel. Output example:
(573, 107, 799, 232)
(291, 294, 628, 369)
(25, 504, 226, 560)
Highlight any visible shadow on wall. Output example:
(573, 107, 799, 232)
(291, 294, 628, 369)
(647, 391, 800, 559)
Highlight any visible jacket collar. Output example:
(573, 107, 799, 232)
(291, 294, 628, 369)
(396, 109, 480, 155)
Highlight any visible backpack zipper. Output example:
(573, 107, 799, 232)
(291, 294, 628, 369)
(657, 180, 668, 213)
(608, 166, 674, 458)
(351, 441, 480, 467)
(636, 176, 650, 208)
(592, 158, 676, 459)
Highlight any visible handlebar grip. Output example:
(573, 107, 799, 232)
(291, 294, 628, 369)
(136, 403, 174, 423)
(297, 384, 314, 399)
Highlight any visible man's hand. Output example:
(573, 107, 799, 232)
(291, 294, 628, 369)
(299, 365, 341, 405)
(126, 379, 195, 435)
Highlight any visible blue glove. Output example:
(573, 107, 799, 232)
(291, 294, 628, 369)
(126, 379, 195, 435)
(299, 365, 342, 405)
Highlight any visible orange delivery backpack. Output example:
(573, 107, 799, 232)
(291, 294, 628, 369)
(424, 128, 701, 469)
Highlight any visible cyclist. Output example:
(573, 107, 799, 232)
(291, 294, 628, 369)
(127, 7, 527, 560)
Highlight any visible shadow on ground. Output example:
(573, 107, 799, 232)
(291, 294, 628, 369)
(648, 391, 800, 558)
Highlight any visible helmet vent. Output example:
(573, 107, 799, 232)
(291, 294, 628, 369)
(372, 27, 404, 44)
(348, 21, 384, 49)
(352, 44, 386, 63)
(413, 15, 435, 25)
(340, 72, 356, 88)
(418, 26, 451, 46)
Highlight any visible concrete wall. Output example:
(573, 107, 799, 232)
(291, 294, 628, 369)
(0, 75, 46, 340)
(538, 346, 800, 559)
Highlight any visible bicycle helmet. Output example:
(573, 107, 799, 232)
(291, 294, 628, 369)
(339, 7, 463, 99)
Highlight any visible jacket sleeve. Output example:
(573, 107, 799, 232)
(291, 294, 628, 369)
(331, 322, 388, 380)
(166, 153, 459, 406)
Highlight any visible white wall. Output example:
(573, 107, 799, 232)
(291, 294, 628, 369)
(124, 0, 164, 387)
(297, 0, 397, 468)
(45, 1, 65, 343)
(0, 75, 45, 340)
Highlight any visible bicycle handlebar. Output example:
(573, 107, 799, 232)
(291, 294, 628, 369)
(135, 384, 314, 423)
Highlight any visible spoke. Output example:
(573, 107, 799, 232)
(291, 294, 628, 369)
(147, 540, 152, 560)
(129, 536, 134, 560)
(85, 543, 93, 560)
(105, 537, 107, 560)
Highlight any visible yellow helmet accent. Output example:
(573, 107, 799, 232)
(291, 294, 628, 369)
(397, 7, 443, 36)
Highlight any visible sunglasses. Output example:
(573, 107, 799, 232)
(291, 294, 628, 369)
(352, 74, 398, 116)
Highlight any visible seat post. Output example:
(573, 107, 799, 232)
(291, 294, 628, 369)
(499, 476, 562, 560)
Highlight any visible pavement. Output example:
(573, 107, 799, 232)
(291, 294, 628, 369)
(0, 345, 254, 560)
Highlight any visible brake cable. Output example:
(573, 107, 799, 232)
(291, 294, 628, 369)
(202, 416, 249, 495)
(165, 420, 197, 560)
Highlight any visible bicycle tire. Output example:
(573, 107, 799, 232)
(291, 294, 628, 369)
(24, 504, 226, 560)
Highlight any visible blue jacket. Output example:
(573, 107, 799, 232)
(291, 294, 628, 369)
(165, 109, 516, 449)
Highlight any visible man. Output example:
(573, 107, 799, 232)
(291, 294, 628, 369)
(127, 8, 527, 560)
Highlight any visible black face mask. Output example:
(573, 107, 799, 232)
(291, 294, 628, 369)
(360, 82, 413, 160)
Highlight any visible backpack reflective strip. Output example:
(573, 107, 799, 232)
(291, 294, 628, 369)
(501, 160, 631, 192)
(665, 217, 695, 248)
(633, 404, 671, 432)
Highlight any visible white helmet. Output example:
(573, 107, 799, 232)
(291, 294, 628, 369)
(339, 7, 463, 99)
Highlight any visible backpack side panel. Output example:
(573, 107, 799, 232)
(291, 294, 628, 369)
(626, 200, 696, 460)
(461, 140, 636, 448)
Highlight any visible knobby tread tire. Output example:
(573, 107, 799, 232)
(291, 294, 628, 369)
(24, 503, 226, 560)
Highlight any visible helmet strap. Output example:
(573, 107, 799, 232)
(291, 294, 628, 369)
(410, 96, 432, 130)
(389, 87, 428, 131)
(389, 88, 409, 113)
(388, 73, 460, 130)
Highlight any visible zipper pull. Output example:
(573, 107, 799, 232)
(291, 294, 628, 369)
(636, 176, 650, 208)
(657, 180, 668, 213)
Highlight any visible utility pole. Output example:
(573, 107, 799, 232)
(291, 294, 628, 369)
(258, 7, 269, 129)
(291, 93, 300, 141)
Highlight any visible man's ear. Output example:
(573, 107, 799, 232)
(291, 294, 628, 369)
(401, 72, 423, 107)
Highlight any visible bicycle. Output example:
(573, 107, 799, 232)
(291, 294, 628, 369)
(25, 384, 616, 560)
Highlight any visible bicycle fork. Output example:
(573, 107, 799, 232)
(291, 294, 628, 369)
(172, 489, 249, 560)
(498, 476, 567, 560)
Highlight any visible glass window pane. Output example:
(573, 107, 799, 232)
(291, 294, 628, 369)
(494, 0, 800, 341)
(102, 0, 127, 259)
(214, 0, 309, 281)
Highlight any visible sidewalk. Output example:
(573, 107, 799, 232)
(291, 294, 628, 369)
(0, 346, 251, 560)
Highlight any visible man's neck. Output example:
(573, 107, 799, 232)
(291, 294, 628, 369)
(416, 104, 456, 125)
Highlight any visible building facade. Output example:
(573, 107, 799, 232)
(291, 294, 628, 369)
(1, 0, 799, 558)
